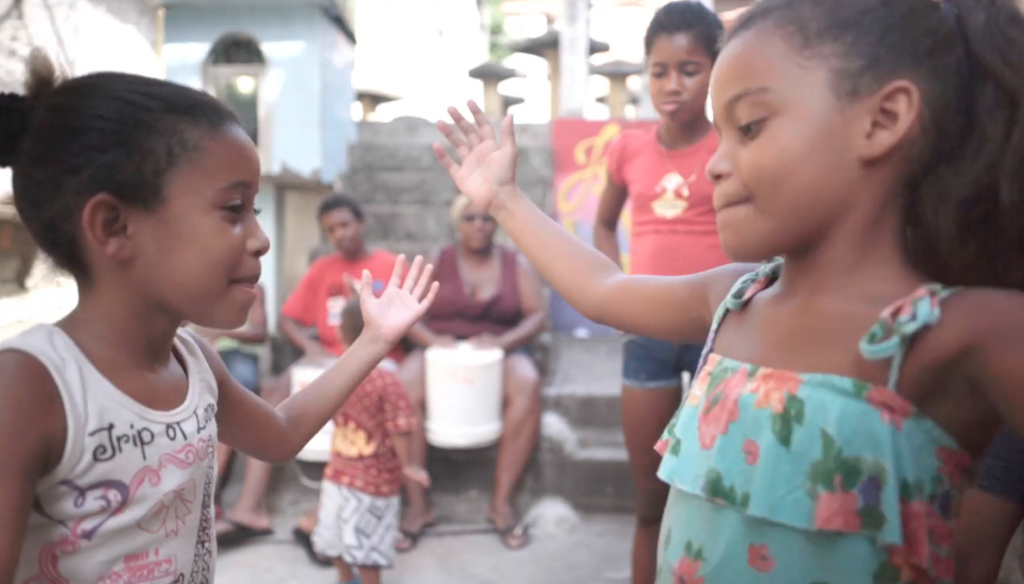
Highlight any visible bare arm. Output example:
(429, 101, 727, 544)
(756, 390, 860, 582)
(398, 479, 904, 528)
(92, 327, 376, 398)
(961, 291, 1024, 440)
(593, 177, 628, 267)
(0, 352, 67, 584)
(956, 491, 1024, 583)
(207, 329, 393, 463)
(390, 431, 414, 468)
(496, 255, 548, 350)
(390, 431, 430, 487)
(491, 188, 750, 343)
(435, 103, 751, 344)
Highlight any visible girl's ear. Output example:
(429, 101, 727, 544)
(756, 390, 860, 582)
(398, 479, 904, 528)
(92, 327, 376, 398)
(856, 79, 922, 163)
(80, 193, 134, 264)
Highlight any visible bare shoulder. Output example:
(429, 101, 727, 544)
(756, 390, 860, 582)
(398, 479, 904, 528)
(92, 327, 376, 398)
(931, 287, 1024, 352)
(941, 287, 1024, 330)
(701, 262, 763, 306)
(0, 349, 67, 477)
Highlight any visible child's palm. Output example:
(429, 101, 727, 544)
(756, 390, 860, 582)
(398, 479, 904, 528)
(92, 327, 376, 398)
(358, 256, 438, 346)
(433, 101, 517, 209)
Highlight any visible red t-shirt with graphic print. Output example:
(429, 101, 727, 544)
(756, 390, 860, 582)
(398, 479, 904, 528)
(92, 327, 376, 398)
(605, 126, 731, 276)
(280, 249, 404, 362)
(322, 367, 417, 497)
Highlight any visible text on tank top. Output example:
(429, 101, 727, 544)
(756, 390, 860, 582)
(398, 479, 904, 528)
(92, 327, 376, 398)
(6, 324, 220, 584)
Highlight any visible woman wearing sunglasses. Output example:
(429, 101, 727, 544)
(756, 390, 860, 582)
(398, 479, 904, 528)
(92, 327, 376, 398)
(395, 193, 548, 552)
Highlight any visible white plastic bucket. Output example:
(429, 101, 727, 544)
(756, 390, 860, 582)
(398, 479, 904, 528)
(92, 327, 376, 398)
(424, 343, 504, 449)
(290, 363, 333, 463)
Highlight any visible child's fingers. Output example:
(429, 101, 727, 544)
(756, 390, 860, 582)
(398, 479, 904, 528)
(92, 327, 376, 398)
(358, 269, 372, 297)
(432, 143, 462, 178)
(418, 281, 440, 313)
(411, 263, 435, 299)
(500, 114, 517, 151)
(468, 100, 494, 143)
(448, 106, 481, 149)
(402, 256, 424, 293)
(436, 120, 470, 161)
(387, 255, 406, 290)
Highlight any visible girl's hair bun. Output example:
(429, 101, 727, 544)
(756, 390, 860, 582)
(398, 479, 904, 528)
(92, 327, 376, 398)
(0, 50, 61, 169)
(0, 92, 31, 169)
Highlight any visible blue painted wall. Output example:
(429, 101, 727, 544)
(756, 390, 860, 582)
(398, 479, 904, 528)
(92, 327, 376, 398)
(161, 4, 356, 181)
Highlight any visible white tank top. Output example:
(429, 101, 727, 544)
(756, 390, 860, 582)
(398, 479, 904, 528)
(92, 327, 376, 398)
(6, 324, 219, 584)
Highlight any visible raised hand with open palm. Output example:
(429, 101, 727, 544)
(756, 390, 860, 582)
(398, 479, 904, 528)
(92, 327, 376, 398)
(433, 101, 518, 212)
(358, 255, 438, 346)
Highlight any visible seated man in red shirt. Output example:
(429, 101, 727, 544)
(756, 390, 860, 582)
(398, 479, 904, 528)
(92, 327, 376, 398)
(217, 194, 404, 558)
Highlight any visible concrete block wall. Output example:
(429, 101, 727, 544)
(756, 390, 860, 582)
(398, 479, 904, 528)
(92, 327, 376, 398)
(342, 118, 554, 258)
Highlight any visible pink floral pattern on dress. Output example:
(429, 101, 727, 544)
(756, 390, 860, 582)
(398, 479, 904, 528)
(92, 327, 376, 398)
(742, 439, 760, 465)
(866, 386, 914, 430)
(750, 368, 802, 413)
(697, 368, 747, 450)
(813, 476, 863, 533)
(747, 543, 776, 574)
(936, 446, 972, 489)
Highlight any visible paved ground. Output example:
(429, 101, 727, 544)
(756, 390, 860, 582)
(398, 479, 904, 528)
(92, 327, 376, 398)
(215, 512, 633, 584)
(215, 462, 634, 584)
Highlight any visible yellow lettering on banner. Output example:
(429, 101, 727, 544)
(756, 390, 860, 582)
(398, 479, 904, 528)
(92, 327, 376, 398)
(555, 122, 633, 272)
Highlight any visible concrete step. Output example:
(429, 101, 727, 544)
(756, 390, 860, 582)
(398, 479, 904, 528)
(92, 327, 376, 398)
(543, 333, 624, 431)
(421, 413, 633, 516)
(538, 417, 633, 514)
(254, 416, 635, 524)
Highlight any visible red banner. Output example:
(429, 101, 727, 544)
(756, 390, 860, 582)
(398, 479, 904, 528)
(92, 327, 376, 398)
(550, 118, 656, 332)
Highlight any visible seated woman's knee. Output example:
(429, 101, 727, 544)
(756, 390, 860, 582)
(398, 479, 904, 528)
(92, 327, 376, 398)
(504, 353, 542, 409)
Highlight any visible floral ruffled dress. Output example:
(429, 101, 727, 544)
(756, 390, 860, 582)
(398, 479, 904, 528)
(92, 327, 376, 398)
(655, 260, 973, 584)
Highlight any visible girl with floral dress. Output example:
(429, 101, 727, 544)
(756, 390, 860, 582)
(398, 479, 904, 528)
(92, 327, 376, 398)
(429, 0, 1024, 580)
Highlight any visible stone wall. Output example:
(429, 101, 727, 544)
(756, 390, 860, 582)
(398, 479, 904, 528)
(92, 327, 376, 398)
(342, 117, 554, 257)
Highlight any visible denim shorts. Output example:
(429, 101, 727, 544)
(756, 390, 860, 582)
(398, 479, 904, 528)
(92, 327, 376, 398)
(220, 349, 261, 394)
(622, 335, 704, 389)
(977, 426, 1024, 504)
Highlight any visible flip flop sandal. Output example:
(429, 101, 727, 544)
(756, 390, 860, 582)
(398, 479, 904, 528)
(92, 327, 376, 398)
(488, 519, 530, 551)
(292, 527, 333, 567)
(216, 519, 273, 549)
(395, 519, 437, 553)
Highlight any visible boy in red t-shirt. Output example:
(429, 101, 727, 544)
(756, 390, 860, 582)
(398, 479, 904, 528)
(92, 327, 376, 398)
(279, 194, 404, 363)
(311, 296, 430, 584)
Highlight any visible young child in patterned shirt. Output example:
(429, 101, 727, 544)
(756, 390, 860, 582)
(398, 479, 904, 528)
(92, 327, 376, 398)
(311, 296, 430, 584)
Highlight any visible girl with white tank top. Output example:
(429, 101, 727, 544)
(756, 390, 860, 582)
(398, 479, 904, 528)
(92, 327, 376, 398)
(0, 57, 438, 584)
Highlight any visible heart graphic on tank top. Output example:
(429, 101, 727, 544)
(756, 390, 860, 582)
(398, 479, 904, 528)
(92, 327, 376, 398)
(33, 479, 131, 541)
